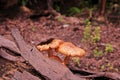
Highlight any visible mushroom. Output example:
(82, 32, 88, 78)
(37, 39, 86, 65)
(56, 42, 85, 64)
(37, 44, 50, 51)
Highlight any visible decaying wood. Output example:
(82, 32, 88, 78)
(0, 35, 23, 61)
(0, 49, 24, 62)
(12, 71, 41, 80)
(69, 65, 120, 80)
(0, 35, 21, 55)
(11, 28, 85, 80)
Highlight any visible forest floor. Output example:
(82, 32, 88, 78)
(0, 10, 120, 79)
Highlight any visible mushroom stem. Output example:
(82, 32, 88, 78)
(48, 48, 53, 57)
(63, 55, 70, 65)
(48, 48, 63, 63)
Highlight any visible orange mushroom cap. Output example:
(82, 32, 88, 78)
(56, 42, 86, 57)
(37, 39, 86, 58)
(37, 44, 50, 51)
(49, 39, 64, 49)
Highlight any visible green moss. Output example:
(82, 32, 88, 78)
(57, 16, 63, 22)
(72, 57, 80, 66)
(91, 26, 101, 43)
(100, 65, 105, 70)
(82, 21, 91, 41)
(105, 44, 114, 53)
(31, 26, 35, 31)
(93, 47, 103, 57)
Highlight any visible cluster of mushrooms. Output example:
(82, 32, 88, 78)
(37, 39, 86, 65)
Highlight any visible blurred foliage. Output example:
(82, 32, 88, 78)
(67, 7, 81, 16)
(0, 0, 119, 15)
(54, 4, 60, 12)
(21, 0, 26, 6)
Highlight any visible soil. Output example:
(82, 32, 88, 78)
(0, 10, 120, 79)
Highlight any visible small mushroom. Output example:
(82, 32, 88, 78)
(55, 41, 85, 65)
(37, 44, 50, 51)
(49, 39, 64, 49)
(37, 39, 86, 65)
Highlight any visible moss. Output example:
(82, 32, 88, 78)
(82, 21, 91, 42)
(105, 44, 114, 53)
(93, 47, 103, 57)
(91, 26, 101, 43)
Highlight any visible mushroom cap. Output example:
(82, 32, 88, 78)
(37, 44, 50, 51)
(56, 42, 85, 57)
(49, 39, 64, 49)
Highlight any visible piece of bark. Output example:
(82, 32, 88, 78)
(0, 35, 24, 62)
(0, 49, 24, 62)
(11, 71, 41, 80)
(11, 28, 85, 80)
(69, 65, 120, 80)
(0, 35, 21, 55)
